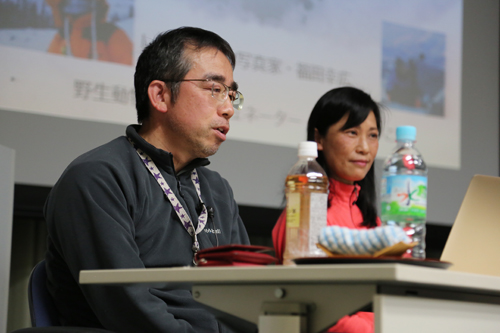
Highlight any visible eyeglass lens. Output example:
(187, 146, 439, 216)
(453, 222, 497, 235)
(211, 82, 244, 110)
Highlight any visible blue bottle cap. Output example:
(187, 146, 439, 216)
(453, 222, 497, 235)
(396, 126, 416, 141)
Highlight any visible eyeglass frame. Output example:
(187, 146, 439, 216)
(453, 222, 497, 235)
(160, 78, 243, 110)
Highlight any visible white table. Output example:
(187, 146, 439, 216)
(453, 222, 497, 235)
(80, 263, 500, 333)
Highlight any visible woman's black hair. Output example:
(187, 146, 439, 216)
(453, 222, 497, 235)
(307, 87, 382, 228)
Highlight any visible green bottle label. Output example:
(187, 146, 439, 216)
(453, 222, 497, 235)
(380, 175, 427, 222)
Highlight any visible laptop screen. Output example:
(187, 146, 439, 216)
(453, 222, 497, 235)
(441, 175, 500, 277)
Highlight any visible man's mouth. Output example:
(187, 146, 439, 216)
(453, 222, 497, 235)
(215, 126, 229, 135)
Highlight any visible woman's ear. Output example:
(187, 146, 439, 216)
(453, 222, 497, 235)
(314, 128, 324, 151)
(147, 80, 170, 113)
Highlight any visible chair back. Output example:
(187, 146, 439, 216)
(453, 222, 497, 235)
(16, 260, 116, 332)
(28, 260, 61, 327)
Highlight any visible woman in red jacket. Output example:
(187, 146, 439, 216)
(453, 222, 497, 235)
(272, 86, 383, 333)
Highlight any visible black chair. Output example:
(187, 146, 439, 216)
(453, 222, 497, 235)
(28, 260, 60, 327)
(11, 260, 113, 333)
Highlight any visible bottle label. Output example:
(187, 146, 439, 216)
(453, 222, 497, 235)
(309, 192, 328, 252)
(380, 175, 427, 222)
(286, 192, 301, 228)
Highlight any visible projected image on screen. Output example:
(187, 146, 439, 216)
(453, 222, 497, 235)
(0, 0, 134, 65)
(0, 0, 464, 169)
(382, 22, 446, 116)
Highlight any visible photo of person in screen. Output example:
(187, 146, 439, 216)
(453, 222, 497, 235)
(381, 22, 445, 116)
(45, 0, 133, 65)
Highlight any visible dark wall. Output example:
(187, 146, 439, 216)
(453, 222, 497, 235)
(14, 184, 450, 259)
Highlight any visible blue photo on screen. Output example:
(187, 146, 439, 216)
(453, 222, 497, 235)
(382, 21, 446, 116)
(0, 0, 135, 65)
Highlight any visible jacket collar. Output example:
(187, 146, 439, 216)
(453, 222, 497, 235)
(126, 125, 210, 175)
(328, 178, 361, 205)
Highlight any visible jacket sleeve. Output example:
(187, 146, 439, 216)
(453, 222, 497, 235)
(45, 160, 218, 333)
(271, 210, 287, 264)
(199, 171, 250, 247)
(231, 212, 251, 245)
(327, 312, 374, 333)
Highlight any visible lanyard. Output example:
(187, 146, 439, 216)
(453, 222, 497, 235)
(128, 138, 207, 257)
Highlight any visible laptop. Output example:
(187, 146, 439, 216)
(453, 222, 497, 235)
(440, 174, 500, 276)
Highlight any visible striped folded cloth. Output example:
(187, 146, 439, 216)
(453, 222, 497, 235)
(318, 225, 412, 255)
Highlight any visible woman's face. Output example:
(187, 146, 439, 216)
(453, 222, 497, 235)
(316, 111, 379, 185)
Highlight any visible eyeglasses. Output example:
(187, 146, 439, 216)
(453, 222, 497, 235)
(162, 79, 244, 110)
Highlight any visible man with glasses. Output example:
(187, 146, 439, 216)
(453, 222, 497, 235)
(44, 27, 253, 333)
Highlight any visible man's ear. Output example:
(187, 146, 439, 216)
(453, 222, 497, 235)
(147, 80, 170, 113)
(314, 128, 324, 151)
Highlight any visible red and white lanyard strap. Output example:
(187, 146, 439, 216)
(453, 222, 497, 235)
(129, 139, 207, 254)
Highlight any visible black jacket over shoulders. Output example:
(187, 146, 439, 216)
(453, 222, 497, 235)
(44, 125, 250, 333)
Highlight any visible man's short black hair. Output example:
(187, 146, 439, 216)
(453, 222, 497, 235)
(134, 27, 236, 123)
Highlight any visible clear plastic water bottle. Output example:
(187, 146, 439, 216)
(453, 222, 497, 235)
(283, 141, 328, 265)
(380, 126, 428, 259)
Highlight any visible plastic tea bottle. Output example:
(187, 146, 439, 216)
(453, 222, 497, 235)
(283, 141, 328, 265)
(380, 126, 428, 259)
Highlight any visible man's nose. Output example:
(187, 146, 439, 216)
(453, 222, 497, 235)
(219, 97, 234, 120)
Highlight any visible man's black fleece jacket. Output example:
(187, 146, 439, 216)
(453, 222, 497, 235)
(44, 125, 250, 332)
